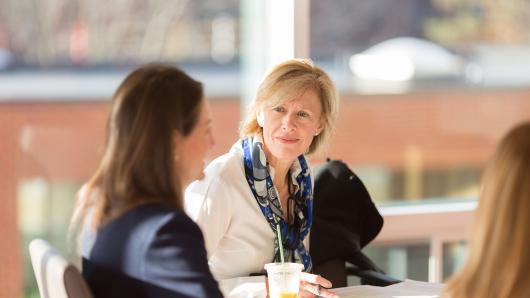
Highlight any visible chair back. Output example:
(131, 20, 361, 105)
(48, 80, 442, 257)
(29, 238, 93, 298)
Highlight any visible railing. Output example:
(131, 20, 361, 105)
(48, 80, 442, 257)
(373, 199, 476, 283)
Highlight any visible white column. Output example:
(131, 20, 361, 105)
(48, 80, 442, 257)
(429, 236, 443, 283)
(240, 0, 310, 116)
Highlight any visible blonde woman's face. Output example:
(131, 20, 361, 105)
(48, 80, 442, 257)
(178, 100, 215, 187)
(261, 89, 322, 164)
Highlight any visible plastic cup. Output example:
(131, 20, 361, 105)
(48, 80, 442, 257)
(264, 262, 304, 298)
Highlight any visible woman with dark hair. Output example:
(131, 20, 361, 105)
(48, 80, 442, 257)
(69, 64, 221, 298)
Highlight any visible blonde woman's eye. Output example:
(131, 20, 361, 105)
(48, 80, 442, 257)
(298, 111, 309, 118)
(273, 106, 285, 113)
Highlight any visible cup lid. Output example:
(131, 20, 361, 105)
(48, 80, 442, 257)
(264, 262, 304, 272)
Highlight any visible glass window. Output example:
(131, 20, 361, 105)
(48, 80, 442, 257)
(19, 178, 81, 297)
(348, 240, 468, 285)
(310, 0, 530, 93)
(0, 0, 240, 69)
(0, 0, 241, 100)
(364, 243, 430, 282)
(309, 0, 530, 203)
(2, 1, 242, 297)
(443, 240, 468, 281)
(14, 113, 107, 297)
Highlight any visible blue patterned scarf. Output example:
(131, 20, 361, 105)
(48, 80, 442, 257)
(242, 136, 313, 272)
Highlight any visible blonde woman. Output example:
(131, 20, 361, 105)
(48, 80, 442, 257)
(185, 58, 339, 297)
(444, 122, 530, 298)
(70, 64, 221, 298)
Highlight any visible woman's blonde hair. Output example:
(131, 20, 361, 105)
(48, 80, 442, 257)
(444, 122, 530, 298)
(240, 58, 339, 154)
(70, 64, 203, 235)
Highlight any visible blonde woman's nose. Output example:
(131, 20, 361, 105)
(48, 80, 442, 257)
(281, 113, 296, 131)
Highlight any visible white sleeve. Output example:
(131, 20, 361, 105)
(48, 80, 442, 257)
(185, 176, 233, 258)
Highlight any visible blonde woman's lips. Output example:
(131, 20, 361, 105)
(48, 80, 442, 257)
(276, 137, 299, 144)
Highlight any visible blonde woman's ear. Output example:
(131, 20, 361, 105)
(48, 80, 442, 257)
(315, 124, 324, 136)
(257, 110, 265, 127)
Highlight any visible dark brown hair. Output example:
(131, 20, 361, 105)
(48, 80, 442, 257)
(72, 64, 203, 229)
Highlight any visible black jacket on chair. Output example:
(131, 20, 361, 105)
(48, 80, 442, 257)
(310, 159, 400, 287)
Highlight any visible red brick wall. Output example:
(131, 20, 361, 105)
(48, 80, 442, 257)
(0, 106, 21, 298)
(313, 89, 530, 168)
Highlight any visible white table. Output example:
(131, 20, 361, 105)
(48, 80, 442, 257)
(333, 279, 443, 298)
(220, 277, 443, 298)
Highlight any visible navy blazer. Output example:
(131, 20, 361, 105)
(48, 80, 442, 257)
(83, 203, 223, 298)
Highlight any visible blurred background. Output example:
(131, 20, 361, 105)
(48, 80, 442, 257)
(1, 0, 530, 297)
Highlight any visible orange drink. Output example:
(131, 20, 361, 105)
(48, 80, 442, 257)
(264, 263, 303, 298)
